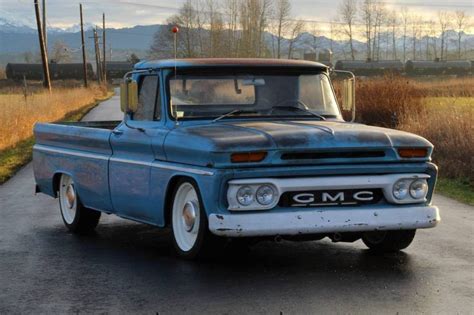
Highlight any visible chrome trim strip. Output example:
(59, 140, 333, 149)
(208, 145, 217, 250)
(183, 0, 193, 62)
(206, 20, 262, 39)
(152, 162, 214, 176)
(34, 145, 109, 161)
(34, 145, 214, 176)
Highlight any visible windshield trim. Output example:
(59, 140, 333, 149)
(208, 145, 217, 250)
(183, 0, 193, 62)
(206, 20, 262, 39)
(164, 69, 341, 122)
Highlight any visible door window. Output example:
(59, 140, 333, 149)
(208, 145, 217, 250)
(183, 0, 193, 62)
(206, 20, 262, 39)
(134, 75, 160, 120)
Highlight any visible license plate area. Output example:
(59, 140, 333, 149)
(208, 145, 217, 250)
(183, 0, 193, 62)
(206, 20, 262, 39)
(279, 189, 383, 207)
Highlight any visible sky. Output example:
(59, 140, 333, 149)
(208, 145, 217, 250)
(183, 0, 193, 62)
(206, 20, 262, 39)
(0, 0, 473, 30)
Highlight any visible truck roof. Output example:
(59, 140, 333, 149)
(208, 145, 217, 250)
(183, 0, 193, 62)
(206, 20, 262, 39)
(134, 58, 328, 71)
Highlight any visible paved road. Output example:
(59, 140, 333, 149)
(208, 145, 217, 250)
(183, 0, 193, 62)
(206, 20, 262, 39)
(1, 93, 473, 314)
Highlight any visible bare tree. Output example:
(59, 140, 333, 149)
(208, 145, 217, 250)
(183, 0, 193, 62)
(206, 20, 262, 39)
(455, 10, 469, 59)
(372, 1, 385, 60)
(338, 0, 357, 60)
(273, 0, 291, 59)
(438, 11, 450, 60)
(360, 0, 374, 60)
(410, 15, 422, 60)
(388, 10, 397, 59)
(400, 7, 409, 62)
(51, 40, 72, 63)
(287, 19, 305, 59)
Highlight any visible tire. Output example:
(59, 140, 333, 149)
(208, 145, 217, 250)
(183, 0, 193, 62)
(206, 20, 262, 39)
(58, 174, 101, 234)
(170, 179, 219, 259)
(362, 230, 416, 252)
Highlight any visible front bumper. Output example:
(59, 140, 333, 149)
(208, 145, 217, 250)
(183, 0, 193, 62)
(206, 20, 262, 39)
(209, 205, 440, 237)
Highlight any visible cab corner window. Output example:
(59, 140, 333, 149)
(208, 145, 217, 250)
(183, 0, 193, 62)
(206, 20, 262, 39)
(134, 75, 160, 121)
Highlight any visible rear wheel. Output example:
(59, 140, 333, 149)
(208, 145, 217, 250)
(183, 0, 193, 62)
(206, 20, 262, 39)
(58, 174, 101, 234)
(171, 179, 219, 259)
(362, 230, 416, 252)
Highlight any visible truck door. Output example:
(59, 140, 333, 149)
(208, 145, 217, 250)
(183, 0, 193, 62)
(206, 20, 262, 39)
(109, 74, 162, 222)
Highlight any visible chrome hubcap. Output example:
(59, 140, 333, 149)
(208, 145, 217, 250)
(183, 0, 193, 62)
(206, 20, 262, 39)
(65, 185, 76, 209)
(182, 201, 197, 232)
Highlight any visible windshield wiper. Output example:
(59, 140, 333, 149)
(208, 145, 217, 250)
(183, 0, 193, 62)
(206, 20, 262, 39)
(271, 106, 326, 120)
(212, 109, 258, 122)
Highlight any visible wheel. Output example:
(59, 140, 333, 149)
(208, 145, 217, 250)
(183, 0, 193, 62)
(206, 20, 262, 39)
(58, 174, 101, 234)
(362, 230, 416, 252)
(171, 179, 218, 259)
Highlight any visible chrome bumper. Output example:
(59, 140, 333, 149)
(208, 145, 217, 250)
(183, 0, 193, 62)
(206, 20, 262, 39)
(209, 205, 440, 237)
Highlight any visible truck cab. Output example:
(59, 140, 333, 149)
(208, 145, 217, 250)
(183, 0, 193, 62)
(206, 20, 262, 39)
(33, 59, 439, 259)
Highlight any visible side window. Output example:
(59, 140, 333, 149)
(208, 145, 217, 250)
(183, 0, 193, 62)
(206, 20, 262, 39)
(134, 75, 160, 121)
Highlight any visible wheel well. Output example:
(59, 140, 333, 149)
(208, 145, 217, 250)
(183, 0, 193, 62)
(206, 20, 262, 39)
(163, 175, 196, 227)
(52, 173, 63, 198)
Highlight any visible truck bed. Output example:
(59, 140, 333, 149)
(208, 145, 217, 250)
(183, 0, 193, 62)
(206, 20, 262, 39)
(32, 121, 122, 210)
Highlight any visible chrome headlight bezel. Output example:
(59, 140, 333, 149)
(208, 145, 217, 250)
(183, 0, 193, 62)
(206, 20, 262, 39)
(390, 178, 429, 203)
(228, 183, 279, 211)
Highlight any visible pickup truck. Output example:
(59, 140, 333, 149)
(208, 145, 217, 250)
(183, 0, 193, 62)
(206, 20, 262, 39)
(33, 58, 440, 259)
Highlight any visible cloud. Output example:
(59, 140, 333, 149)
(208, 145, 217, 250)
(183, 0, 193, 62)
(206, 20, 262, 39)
(0, 0, 472, 29)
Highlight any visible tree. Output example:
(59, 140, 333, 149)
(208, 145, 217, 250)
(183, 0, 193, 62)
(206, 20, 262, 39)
(128, 53, 140, 64)
(273, 0, 291, 59)
(360, 0, 375, 60)
(455, 10, 469, 59)
(400, 7, 409, 62)
(287, 20, 305, 59)
(51, 40, 72, 63)
(438, 11, 450, 60)
(388, 10, 397, 59)
(411, 15, 422, 60)
(338, 0, 357, 60)
(23, 51, 34, 63)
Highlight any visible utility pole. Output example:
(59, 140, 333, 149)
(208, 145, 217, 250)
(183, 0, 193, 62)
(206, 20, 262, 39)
(34, 0, 51, 91)
(93, 27, 102, 84)
(102, 13, 107, 84)
(42, 0, 47, 53)
(79, 3, 88, 87)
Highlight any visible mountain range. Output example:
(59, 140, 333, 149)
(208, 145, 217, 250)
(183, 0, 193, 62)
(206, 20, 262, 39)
(1, 16, 473, 65)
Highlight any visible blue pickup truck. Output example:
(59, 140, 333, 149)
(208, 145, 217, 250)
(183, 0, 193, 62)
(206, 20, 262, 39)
(33, 58, 440, 259)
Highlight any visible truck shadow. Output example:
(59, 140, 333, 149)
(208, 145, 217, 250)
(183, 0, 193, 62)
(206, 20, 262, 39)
(69, 220, 415, 278)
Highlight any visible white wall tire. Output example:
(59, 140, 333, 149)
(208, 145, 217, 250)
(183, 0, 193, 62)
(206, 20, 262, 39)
(171, 179, 218, 259)
(58, 174, 101, 234)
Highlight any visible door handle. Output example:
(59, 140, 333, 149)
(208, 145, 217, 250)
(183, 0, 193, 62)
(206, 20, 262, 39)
(112, 129, 123, 136)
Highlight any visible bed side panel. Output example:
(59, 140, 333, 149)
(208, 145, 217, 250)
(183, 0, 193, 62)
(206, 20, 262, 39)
(33, 123, 114, 212)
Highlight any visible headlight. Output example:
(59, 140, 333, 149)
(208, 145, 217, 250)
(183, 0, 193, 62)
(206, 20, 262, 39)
(393, 179, 410, 200)
(410, 179, 428, 199)
(236, 186, 254, 206)
(256, 185, 276, 205)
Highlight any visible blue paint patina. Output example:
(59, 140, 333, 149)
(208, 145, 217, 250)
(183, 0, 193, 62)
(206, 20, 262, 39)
(33, 59, 438, 232)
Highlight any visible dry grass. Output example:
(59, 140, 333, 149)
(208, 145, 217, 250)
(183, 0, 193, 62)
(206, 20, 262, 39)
(0, 85, 108, 151)
(410, 77, 474, 97)
(399, 97, 474, 184)
(347, 76, 474, 188)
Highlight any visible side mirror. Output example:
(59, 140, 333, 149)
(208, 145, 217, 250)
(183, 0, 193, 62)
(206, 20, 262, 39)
(120, 80, 138, 113)
(342, 78, 355, 111)
(333, 70, 356, 122)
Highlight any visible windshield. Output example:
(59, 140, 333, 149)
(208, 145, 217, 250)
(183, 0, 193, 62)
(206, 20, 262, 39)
(169, 73, 340, 120)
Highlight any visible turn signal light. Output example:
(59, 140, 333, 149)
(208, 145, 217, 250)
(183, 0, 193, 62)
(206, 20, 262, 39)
(398, 148, 428, 158)
(231, 152, 267, 163)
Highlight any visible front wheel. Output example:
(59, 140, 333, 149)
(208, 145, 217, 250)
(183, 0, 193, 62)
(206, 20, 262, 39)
(58, 174, 101, 234)
(171, 180, 219, 259)
(362, 230, 416, 252)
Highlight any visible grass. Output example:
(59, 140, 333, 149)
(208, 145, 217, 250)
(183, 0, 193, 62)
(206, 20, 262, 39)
(0, 85, 109, 151)
(0, 86, 112, 184)
(436, 178, 474, 206)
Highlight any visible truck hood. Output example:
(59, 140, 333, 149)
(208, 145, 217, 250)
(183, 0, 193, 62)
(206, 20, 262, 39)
(163, 120, 433, 168)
